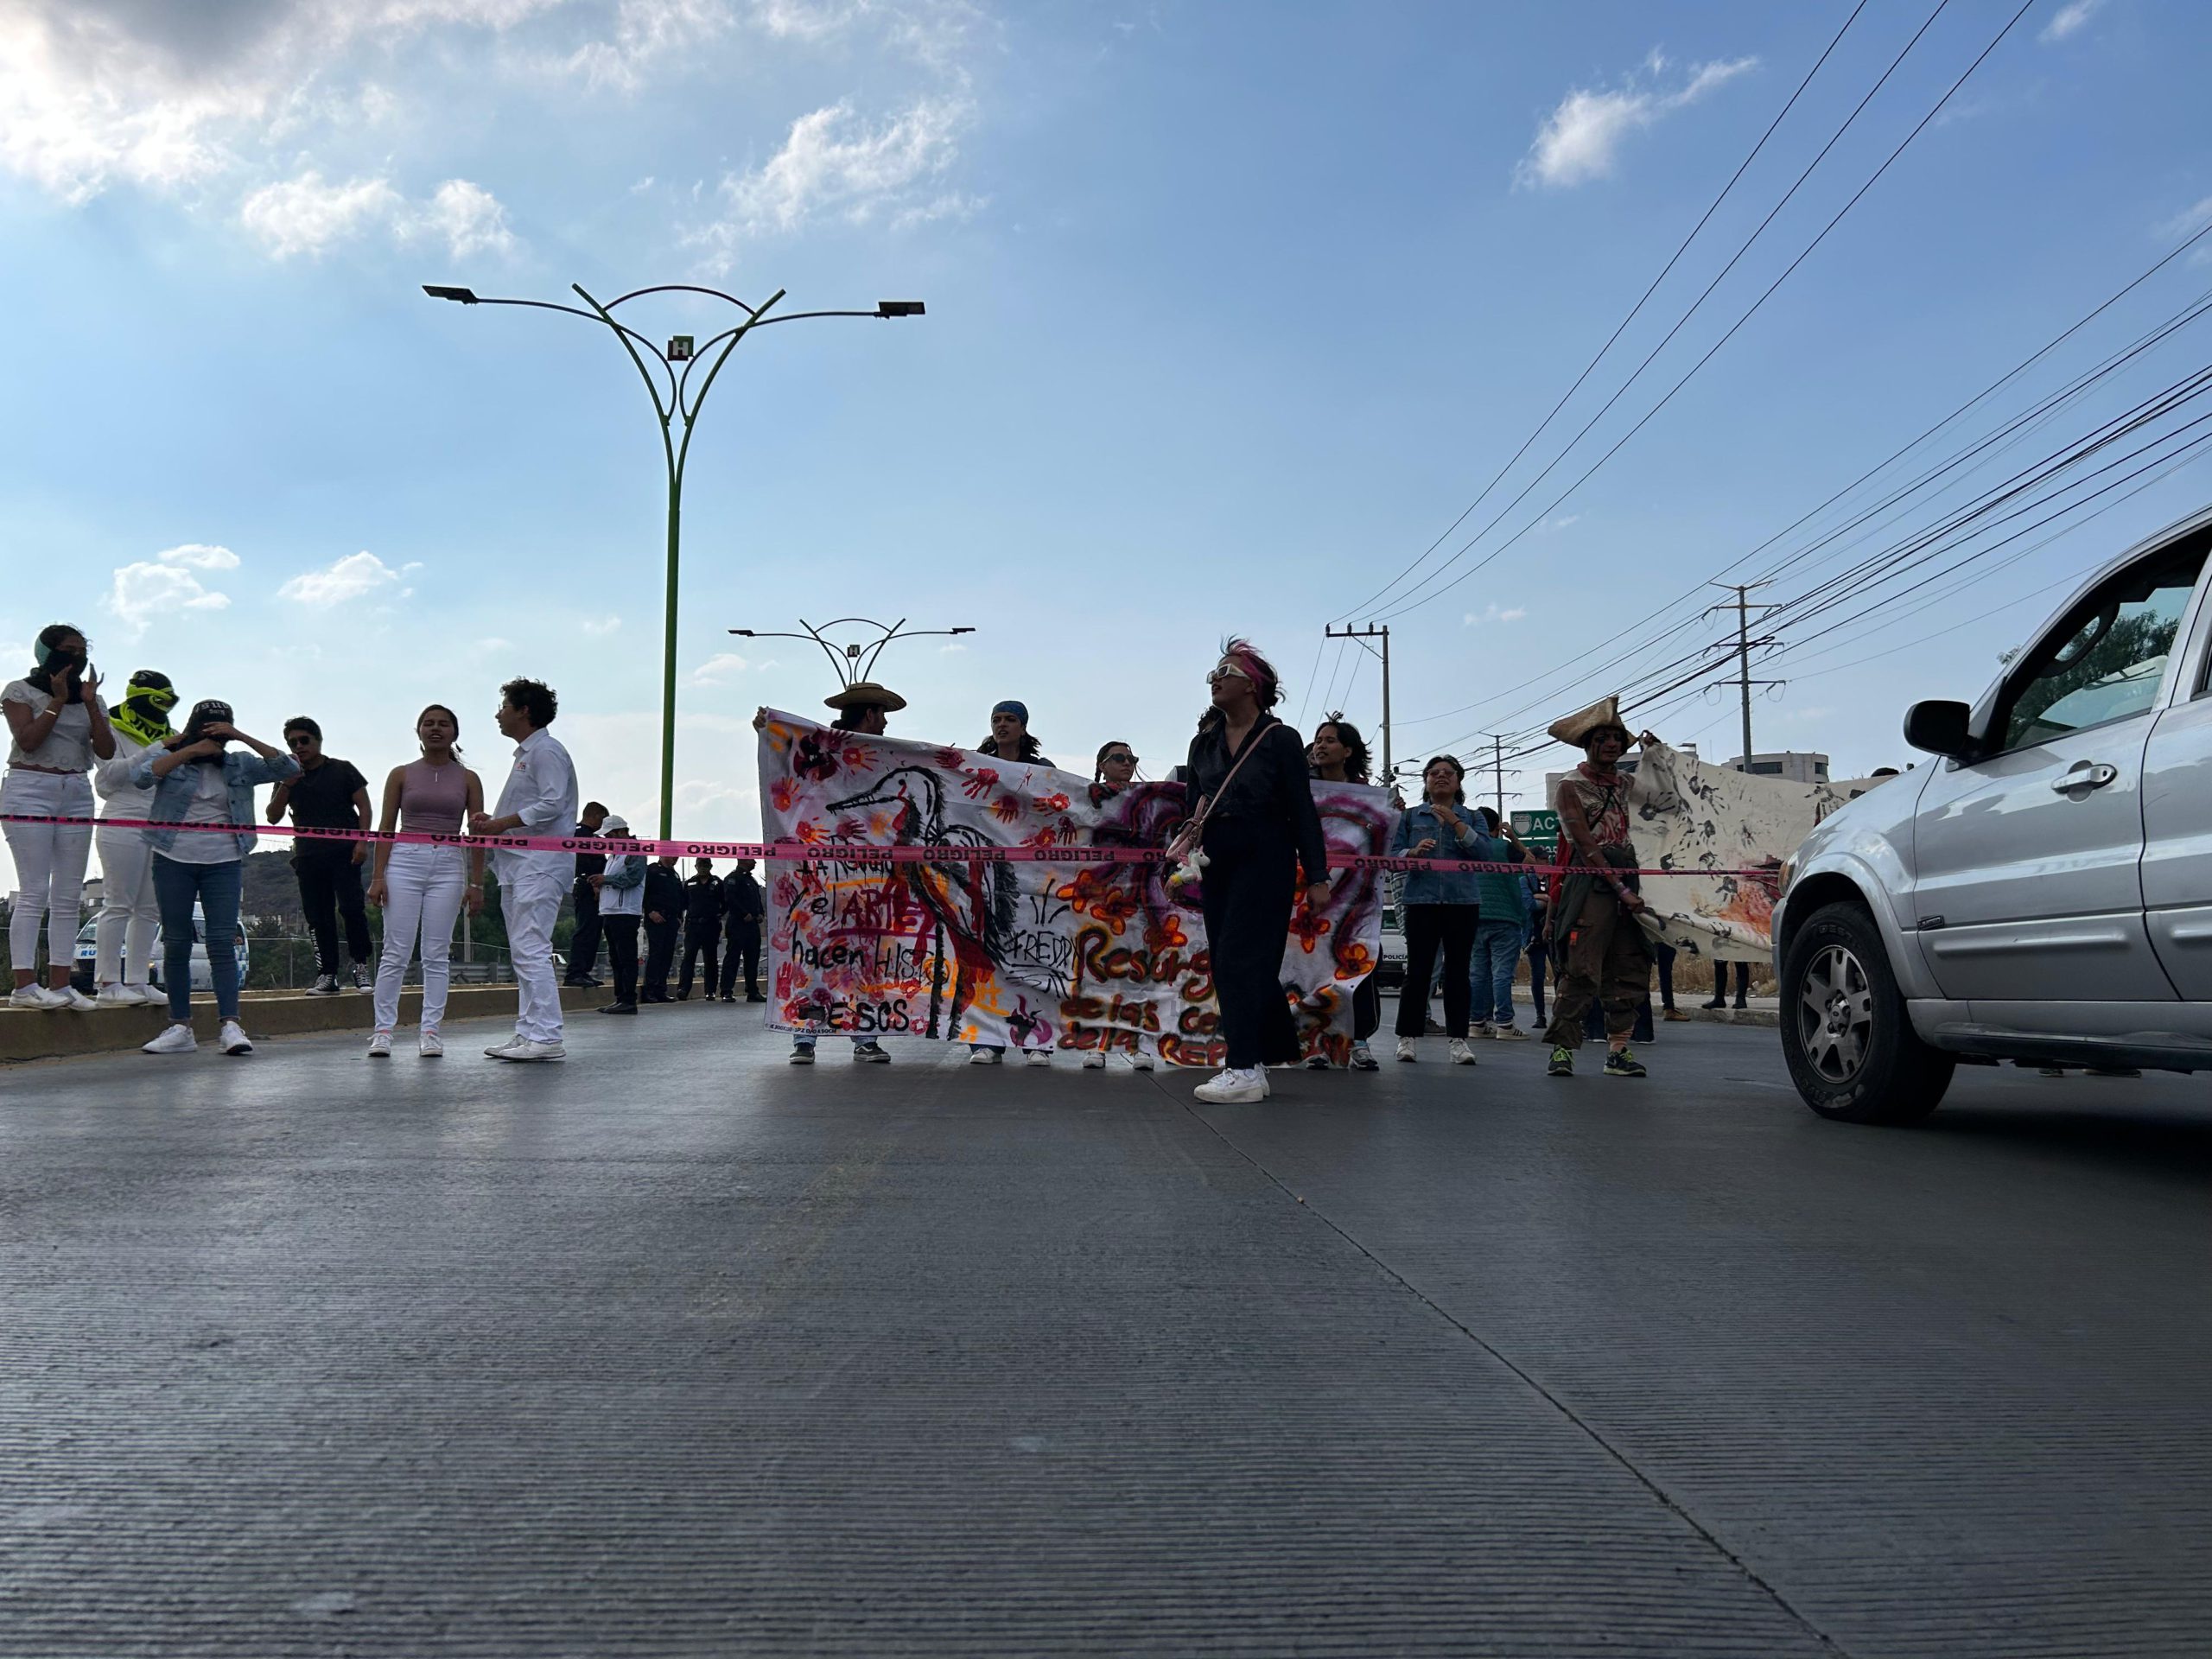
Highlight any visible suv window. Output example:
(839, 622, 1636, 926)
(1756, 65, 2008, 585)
(2000, 546, 2204, 752)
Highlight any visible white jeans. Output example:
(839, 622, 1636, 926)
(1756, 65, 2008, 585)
(498, 857, 569, 1044)
(373, 843, 468, 1033)
(95, 823, 161, 986)
(3, 768, 93, 975)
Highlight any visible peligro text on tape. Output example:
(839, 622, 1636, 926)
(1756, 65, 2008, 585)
(1, 813, 1781, 880)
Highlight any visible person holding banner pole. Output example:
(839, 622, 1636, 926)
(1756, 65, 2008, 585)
(1182, 639, 1330, 1105)
(1077, 741, 1156, 1073)
(972, 698, 1054, 1067)
(471, 677, 577, 1063)
(762, 683, 899, 1065)
(365, 704, 484, 1058)
(1306, 716, 1382, 1072)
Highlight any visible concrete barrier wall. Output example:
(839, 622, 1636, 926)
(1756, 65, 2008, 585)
(1, 984, 617, 1065)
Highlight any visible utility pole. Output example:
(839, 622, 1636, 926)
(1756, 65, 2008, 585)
(1324, 624, 1391, 782)
(1709, 582, 1782, 772)
(1466, 733, 1520, 819)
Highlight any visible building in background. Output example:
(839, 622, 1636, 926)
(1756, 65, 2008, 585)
(1723, 751, 1830, 784)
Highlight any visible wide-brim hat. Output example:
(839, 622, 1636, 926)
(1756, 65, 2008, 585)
(1548, 695, 1629, 749)
(824, 681, 906, 713)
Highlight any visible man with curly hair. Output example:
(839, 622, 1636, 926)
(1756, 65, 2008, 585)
(472, 677, 579, 1062)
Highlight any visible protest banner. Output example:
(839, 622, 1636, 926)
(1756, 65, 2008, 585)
(754, 711, 1392, 1065)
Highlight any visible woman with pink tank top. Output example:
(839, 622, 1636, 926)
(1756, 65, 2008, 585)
(364, 704, 486, 1057)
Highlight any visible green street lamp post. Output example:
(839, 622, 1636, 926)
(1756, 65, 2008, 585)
(423, 283, 925, 837)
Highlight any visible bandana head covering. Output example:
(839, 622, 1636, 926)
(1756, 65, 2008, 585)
(991, 700, 1029, 725)
(111, 671, 178, 749)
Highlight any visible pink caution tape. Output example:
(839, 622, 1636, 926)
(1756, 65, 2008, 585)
(2, 812, 1780, 880)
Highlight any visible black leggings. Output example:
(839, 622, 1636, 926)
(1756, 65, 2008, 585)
(1199, 820, 1300, 1071)
(1396, 903, 1476, 1039)
(603, 916, 640, 1007)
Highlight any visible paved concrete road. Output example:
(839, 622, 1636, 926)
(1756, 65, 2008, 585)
(3, 1009, 2207, 1656)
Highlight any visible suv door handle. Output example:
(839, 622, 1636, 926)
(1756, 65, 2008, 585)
(2050, 762, 2120, 795)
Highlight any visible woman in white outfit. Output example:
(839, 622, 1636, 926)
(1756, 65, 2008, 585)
(3, 624, 114, 1010)
(92, 670, 179, 1006)
(365, 704, 485, 1058)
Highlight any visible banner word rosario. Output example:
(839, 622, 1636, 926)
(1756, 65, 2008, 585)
(753, 711, 1395, 1067)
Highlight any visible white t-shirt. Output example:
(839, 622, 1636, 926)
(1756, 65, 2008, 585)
(3, 678, 100, 772)
(161, 763, 241, 865)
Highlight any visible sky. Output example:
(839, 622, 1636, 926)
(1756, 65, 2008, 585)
(3, 0, 2210, 892)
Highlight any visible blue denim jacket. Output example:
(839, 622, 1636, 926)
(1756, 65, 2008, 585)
(129, 747, 301, 858)
(1389, 802, 1510, 906)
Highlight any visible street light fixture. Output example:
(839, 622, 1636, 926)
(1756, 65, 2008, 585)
(731, 617, 973, 695)
(420, 280, 925, 836)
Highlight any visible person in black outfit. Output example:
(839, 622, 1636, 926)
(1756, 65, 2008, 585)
(564, 800, 609, 987)
(640, 854, 685, 1002)
(676, 856, 723, 1000)
(1183, 639, 1330, 1104)
(1704, 960, 1752, 1010)
(266, 716, 374, 993)
(717, 857, 766, 1001)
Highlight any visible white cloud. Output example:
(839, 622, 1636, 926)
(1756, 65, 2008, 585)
(238, 170, 403, 257)
(582, 615, 623, 636)
(689, 92, 971, 270)
(278, 550, 405, 607)
(690, 652, 749, 684)
(238, 168, 518, 259)
(0, 0, 564, 204)
(1463, 603, 1528, 626)
(2040, 0, 2105, 42)
(1517, 53, 1758, 189)
(102, 543, 239, 639)
(422, 177, 517, 257)
(2156, 196, 2212, 267)
(556, 0, 734, 92)
(938, 640, 967, 654)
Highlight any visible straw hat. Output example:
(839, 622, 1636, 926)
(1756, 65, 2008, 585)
(1548, 695, 1629, 749)
(823, 680, 907, 713)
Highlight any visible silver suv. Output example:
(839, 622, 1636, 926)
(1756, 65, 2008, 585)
(1773, 505, 2212, 1124)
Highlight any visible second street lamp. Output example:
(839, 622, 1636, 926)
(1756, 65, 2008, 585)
(422, 280, 925, 837)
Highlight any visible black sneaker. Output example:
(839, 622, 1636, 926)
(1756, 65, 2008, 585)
(1604, 1049, 1647, 1078)
(1547, 1046, 1573, 1077)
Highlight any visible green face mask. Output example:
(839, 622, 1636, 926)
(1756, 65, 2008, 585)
(111, 679, 178, 748)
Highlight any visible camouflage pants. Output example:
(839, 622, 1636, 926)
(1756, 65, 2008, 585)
(1543, 886, 1652, 1049)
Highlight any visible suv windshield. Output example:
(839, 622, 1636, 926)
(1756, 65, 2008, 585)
(2003, 546, 2204, 751)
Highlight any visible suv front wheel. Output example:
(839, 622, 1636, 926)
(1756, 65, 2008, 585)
(1780, 900, 1954, 1125)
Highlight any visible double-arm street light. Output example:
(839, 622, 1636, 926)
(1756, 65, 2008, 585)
(423, 281, 925, 837)
(729, 617, 974, 697)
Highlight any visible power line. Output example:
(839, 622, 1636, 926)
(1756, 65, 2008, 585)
(1334, 0, 1874, 622)
(1372, 0, 2039, 624)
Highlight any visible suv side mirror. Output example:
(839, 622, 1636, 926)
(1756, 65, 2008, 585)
(1904, 699, 1977, 760)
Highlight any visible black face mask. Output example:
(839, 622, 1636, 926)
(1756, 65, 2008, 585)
(31, 641, 86, 701)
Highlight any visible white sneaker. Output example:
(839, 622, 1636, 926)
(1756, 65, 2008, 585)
(495, 1039, 565, 1062)
(419, 1031, 445, 1058)
(52, 986, 99, 1012)
(367, 1031, 393, 1058)
(95, 983, 146, 1007)
(1082, 1051, 1107, 1070)
(1192, 1066, 1268, 1103)
(1024, 1049, 1051, 1068)
(484, 1036, 526, 1058)
(1396, 1037, 1419, 1063)
(968, 1047, 1001, 1065)
(219, 1020, 253, 1056)
(1128, 1053, 1154, 1071)
(1448, 1037, 1478, 1065)
(9, 984, 66, 1010)
(1491, 1024, 1530, 1042)
(142, 1022, 197, 1055)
